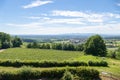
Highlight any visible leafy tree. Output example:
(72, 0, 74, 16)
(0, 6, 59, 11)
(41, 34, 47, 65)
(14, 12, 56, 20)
(32, 42, 39, 48)
(62, 43, 75, 51)
(117, 46, 120, 52)
(75, 44, 84, 51)
(45, 43, 51, 49)
(2, 40, 12, 49)
(0, 40, 2, 49)
(12, 36, 23, 47)
(40, 43, 51, 49)
(52, 43, 62, 50)
(84, 35, 107, 56)
(0, 32, 11, 43)
(27, 43, 32, 48)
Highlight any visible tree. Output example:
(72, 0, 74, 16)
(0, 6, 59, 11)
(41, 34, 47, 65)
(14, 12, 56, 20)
(0, 32, 11, 43)
(75, 44, 84, 51)
(0, 40, 2, 49)
(84, 35, 107, 57)
(27, 43, 32, 48)
(32, 42, 39, 48)
(12, 36, 23, 47)
(2, 40, 12, 49)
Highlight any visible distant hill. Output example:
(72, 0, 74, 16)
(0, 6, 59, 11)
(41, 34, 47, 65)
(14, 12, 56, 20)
(13, 33, 120, 42)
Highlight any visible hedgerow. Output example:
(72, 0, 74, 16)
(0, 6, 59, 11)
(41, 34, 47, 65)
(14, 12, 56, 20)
(0, 67, 100, 80)
(88, 60, 108, 66)
(0, 60, 108, 67)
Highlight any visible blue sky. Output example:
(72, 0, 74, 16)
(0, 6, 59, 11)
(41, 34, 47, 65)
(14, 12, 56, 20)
(0, 0, 120, 35)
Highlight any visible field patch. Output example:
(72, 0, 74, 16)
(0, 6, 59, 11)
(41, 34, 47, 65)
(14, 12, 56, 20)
(0, 48, 83, 61)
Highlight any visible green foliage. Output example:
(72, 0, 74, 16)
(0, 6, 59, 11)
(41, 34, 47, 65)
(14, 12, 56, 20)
(26, 43, 32, 48)
(0, 67, 99, 80)
(0, 32, 11, 49)
(40, 43, 51, 49)
(75, 68, 99, 80)
(117, 46, 120, 52)
(88, 60, 108, 67)
(27, 42, 85, 51)
(75, 44, 84, 51)
(0, 59, 108, 67)
(61, 70, 73, 80)
(0, 60, 89, 67)
(0, 32, 22, 49)
(62, 43, 75, 51)
(84, 35, 107, 57)
(2, 40, 12, 49)
(52, 43, 63, 50)
(0, 40, 2, 48)
(0, 32, 11, 43)
(12, 36, 23, 47)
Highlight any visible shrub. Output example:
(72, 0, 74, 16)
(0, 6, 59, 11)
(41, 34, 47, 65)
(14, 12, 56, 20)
(0, 60, 87, 67)
(88, 60, 108, 67)
(75, 68, 99, 80)
(61, 70, 74, 80)
(0, 67, 100, 80)
(0, 60, 108, 67)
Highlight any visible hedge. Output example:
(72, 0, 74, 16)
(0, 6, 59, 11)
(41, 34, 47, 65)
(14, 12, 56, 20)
(0, 60, 108, 67)
(88, 61, 108, 66)
(0, 67, 100, 80)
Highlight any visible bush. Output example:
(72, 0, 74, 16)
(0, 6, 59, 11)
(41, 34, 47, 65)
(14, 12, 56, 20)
(0, 60, 108, 67)
(76, 68, 99, 80)
(0, 60, 88, 67)
(61, 70, 73, 80)
(88, 60, 108, 67)
(0, 67, 100, 80)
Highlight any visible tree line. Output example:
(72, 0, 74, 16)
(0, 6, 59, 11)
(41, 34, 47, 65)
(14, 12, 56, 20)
(27, 42, 84, 51)
(0, 32, 107, 57)
(0, 32, 23, 49)
(27, 35, 107, 57)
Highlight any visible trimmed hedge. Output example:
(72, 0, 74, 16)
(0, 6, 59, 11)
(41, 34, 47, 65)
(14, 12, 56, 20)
(0, 60, 108, 67)
(0, 60, 88, 67)
(88, 61, 108, 66)
(0, 67, 100, 80)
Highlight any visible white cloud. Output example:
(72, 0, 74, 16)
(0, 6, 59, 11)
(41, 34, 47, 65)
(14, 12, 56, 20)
(43, 18, 85, 24)
(52, 10, 120, 23)
(7, 10, 120, 34)
(26, 16, 42, 19)
(117, 3, 120, 6)
(22, 0, 53, 9)
(7, 22, 42, 29)
(6, 21, 120, 35)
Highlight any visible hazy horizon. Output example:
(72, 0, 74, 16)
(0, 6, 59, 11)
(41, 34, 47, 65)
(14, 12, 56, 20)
(0, 0, 120, 35)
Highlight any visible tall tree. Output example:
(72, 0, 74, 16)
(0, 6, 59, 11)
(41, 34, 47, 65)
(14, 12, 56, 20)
(0, 32, 11, 49)
(84, 35, 107, 56)
(12, 36, 23, 47)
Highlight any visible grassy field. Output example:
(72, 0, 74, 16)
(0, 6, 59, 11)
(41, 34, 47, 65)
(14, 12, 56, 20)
(0, 48, 120, 79)
(0, 48, 83, 61)
(0, 48, 104, 62)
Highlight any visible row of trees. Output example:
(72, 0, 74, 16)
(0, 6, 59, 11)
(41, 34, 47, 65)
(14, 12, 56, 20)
(27, 35, 107, 57)
(0, 32, 22, 49)
(27, 42, 84, 51)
